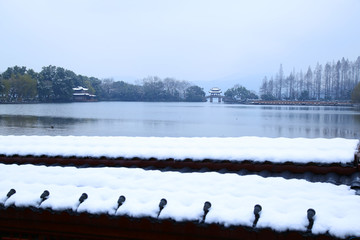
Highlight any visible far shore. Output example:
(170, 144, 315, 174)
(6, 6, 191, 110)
(245, 100, 354, 107)
(0, 99, 356, 107)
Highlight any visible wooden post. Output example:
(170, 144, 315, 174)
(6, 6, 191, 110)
(355, 153, 360, 170)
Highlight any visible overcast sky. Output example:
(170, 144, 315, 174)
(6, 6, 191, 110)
(0, 0, 359, 91)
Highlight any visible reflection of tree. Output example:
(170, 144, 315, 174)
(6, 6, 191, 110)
(0, 115, 95, 128)
(260, 107, 360, 139)
(354, 114, 360, 124)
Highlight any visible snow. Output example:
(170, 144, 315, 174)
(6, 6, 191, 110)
(0, 135, 359, 238)
(0, 135, 358, 164)
(72, 86, 88, 91)
(0, 163, 359, 239)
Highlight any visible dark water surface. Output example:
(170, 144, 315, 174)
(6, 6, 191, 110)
(1, 102, 360, 138)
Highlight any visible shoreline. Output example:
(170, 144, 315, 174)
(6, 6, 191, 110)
(227, 100, 354, 107)
(0, 100, 356, 107)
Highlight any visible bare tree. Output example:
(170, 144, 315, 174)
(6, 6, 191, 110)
(259, 56, 360, 101)
(304, 67, 313, 99)
(324, 63, 332, 100)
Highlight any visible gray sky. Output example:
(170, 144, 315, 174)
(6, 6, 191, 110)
(0, 0, 359, 91)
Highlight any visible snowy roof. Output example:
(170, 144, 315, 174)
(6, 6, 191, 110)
(0, 163, 359, 239)
(72, 86, 88, 91)
(209, 87, 222, 93)
(73, 93, 90, 96)
(0, 136, 358, 165)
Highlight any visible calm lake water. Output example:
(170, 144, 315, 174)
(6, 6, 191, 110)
(1, 102, 360, 139)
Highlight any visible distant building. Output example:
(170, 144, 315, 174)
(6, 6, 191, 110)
(207, 87, 223, 102)
(72, 86, 96, 102)
(209, 87, 222, 96)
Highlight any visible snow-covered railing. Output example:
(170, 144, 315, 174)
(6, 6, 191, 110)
(0, 136, 358, 165)
(0, 164, 359, 239)
(0, 136, 359, 239)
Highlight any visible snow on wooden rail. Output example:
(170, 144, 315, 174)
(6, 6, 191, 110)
(0, 163, 359, 239)
(0, 136, 358, 165)
(0, 136, 360, 238)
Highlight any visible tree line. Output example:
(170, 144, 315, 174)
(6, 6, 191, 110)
(224, 84, 258, 102)
(3, 57, 360, 104)
(0, 65, 206, 103)
(101, 76, 206, 102)
(259, 56, 360, 101)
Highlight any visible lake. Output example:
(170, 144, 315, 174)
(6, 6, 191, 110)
(1, 102, 360, 139)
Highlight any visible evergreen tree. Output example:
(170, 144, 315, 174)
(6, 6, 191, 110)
(225, 84, 258, 101)
(185, 86, 206, 102)
(351, 82, 360, 103)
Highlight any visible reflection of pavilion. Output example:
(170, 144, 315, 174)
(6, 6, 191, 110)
(206, 87, 224, 102)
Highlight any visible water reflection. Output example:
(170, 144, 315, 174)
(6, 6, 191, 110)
(263, 125, 359, 139)
(0, 102, 359, 138)
(0, 115, 96, 135)
(260, 108, 360, 138)
(0, 114, 179, 137)
(0, 115, 94, 127)
(260, 105, 353, 112)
